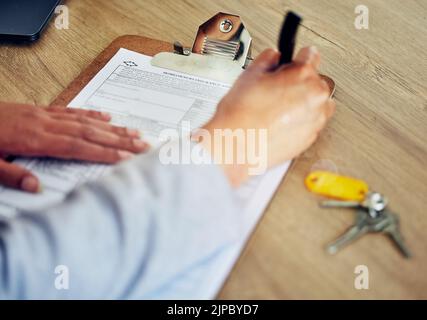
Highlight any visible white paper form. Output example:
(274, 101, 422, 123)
(0, 49, 231, 217)
(0, 49, 291, 298)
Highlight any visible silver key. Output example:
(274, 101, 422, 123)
(382, 212, 412, 258)
(321, 192, 411, 257)
(327, 209, 395, 254)
(327, 210, 370, 254)
(321, 192, 388, 218)
(327, 209, 411, 258)
(321, 200, 360, 209)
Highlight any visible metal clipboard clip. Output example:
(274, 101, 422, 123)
(151, 12, 252, 84)
(151, 12, 336, 96)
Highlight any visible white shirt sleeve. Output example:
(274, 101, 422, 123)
(0, 141, 239, 299)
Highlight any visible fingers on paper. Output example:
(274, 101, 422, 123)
(0, 159, 40, 193)
(47, 106, 112, 122)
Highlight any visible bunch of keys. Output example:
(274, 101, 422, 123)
(305, 171, 411, 258)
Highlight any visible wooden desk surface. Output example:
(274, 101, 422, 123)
(0, 0, 426, 299)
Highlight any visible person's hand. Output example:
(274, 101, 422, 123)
(0, 103, 149, 192)
(202, 46, 335, 186)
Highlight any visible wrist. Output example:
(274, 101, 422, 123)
(195, 116, 249, 187)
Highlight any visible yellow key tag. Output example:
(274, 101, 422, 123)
(305, 171, 369, 201)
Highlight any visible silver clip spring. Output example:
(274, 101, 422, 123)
(201, 37, 240, 60)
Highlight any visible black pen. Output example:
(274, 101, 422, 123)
(278, 11, 303, 66)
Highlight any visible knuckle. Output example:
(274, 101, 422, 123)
(319, 112, 328, 126)
(76, 115, 89, 124)
(114, 126, 128, 136)
(297, 62, 315, 77)
(81, 126, 96, 139)
(121, 138, 134, 149)
(319, 80, 330, 94)
(87, 110, 100, 118)
(309, 79, 329, 97)
(65, 108, 82, 115)
(316, 82, 329, 95)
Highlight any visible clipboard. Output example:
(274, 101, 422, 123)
(51, 12, 335, 106)
(45, 14, 335, 298)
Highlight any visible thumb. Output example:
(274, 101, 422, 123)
(0, 159, 40, 193)
(247, 48, 281, 73)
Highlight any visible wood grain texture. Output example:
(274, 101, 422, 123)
(0, 0, 425, 299)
